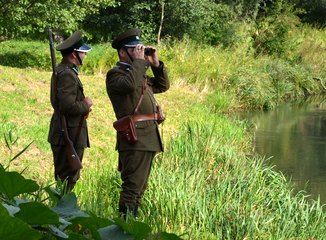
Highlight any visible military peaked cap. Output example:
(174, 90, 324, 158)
(56, 30, 92, 55)
(111, 28, 143, 49)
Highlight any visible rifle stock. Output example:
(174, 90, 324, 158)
(48, 28, 83, 171)
(61, 115, 83, 171)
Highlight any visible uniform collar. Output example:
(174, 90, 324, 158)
(117, 61, 132, 71)
(71, 64, 79, 75)
(61, 59, 79, 75)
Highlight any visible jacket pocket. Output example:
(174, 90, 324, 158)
(135, 121, 156, 135)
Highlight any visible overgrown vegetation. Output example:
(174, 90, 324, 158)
(1, 1, 326, 239)
(1, 22, 325, 111)
(0, 125, 182, 240)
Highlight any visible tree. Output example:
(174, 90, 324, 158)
(163, 0, 215, 41)
(217, 0, 266, 21)
(85, 0, 221, 44)
(291, 0, 326, 27)
(82, 0, 160, 43)
(0, 0, 116, 41)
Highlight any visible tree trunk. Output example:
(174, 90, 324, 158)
(157, 0, 165, 43)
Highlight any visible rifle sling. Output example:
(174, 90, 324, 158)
(74, 116, 84, 144)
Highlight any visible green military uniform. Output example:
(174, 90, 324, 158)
(106, 29, 169, 216)
(48, 31, 92, 191)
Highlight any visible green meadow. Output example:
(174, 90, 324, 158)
(1, 25, 326, 239)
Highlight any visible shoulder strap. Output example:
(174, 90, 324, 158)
(132, 78, 148, 114)
(116, 62, 148, 116)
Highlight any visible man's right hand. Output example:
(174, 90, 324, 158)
(84, 96, 93, 110)
(132, 44, 145, 60)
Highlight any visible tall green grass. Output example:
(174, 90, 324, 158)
(1, 25, 326, 239)
(1, 24, 326, 111)
(71, 97, 326, 238)
(141, 121, 326, 239)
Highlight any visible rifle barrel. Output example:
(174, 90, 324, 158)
(48, 28, 56, 75)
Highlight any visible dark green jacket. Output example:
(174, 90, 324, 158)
(48, 59, 90, 148)
(106, 59, 169, 152)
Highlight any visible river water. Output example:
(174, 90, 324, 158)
(242, 97, 326, 204)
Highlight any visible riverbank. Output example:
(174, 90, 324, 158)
(1, 25, 326, 112)
(1, 63, 325, 238)
(1, 27, 326, 237)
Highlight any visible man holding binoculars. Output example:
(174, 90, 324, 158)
(106, 28, 170, 218)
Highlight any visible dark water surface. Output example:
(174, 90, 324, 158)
(241, 97, 326, 204)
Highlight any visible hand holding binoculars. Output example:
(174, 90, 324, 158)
(144, 47, 155, 55)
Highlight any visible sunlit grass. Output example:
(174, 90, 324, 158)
(1, 28, 326, 238)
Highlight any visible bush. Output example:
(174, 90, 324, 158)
(252, 13, 301, 58)
(0, 40, 117, 74)
(0, 40, 52, 70)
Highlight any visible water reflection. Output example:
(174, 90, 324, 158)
(244, 97, 326, 204)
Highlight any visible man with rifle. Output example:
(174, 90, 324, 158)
(48, 30, 93, 192)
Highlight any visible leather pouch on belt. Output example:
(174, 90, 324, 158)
(113, 115, 138, 144)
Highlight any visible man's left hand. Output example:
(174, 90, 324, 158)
(145, 46, 160, 67)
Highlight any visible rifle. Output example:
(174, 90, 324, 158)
(48, 28, 83, 171)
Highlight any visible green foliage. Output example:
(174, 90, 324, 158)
(82, 0, 160, 44)
(0, 40, 115, 74)
(82, 43, 117, 75)
(219, 0, 264, 21)
(1, 0, 326, 48)
(252, 1, 302, 57)
(1, 49, 326, 238)
(298, 26, 326, 77)
(221, 58, 319, 110)
(82, 0, 247, 46)
(0, 127, 182, 240)
(253, 13, 301, 57)
(0, 203, 42, 240)
(143, 120, 326, 239)
(163, 0, 211, 40)
(0, 40, 52, 70)
(293, 0, 326, 27)
(202, 4, 238, 47)
(1, 33, 325, 111)
(0, 0, 116, 40)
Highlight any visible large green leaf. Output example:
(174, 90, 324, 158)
(52, 193, 89, 221)
(43, 185, 62, 204)
(160, 232, 183, 240)
(70, 214, 113, 240)
(2, 203, 20, 216)
(15, 202, 61, 225)
(0, 204, 41, 240)
(129, 221, 151, 240)
(98, 225, 134, 240)
(114, 217, 151, 240)
(48, 225, 69, 239)
(66, 232, 88, 240)
(0, 170, 39, 199)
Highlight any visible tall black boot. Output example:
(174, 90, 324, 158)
(119, 204, 137, 220)
(119, 204, 128, 220)
(132, 205, 138, 218)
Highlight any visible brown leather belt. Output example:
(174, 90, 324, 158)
(132, 113, 159, 122)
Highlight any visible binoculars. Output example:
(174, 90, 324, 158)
(144, 47, 155, 55)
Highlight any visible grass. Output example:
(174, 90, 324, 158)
(1, 27, 326, 238)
